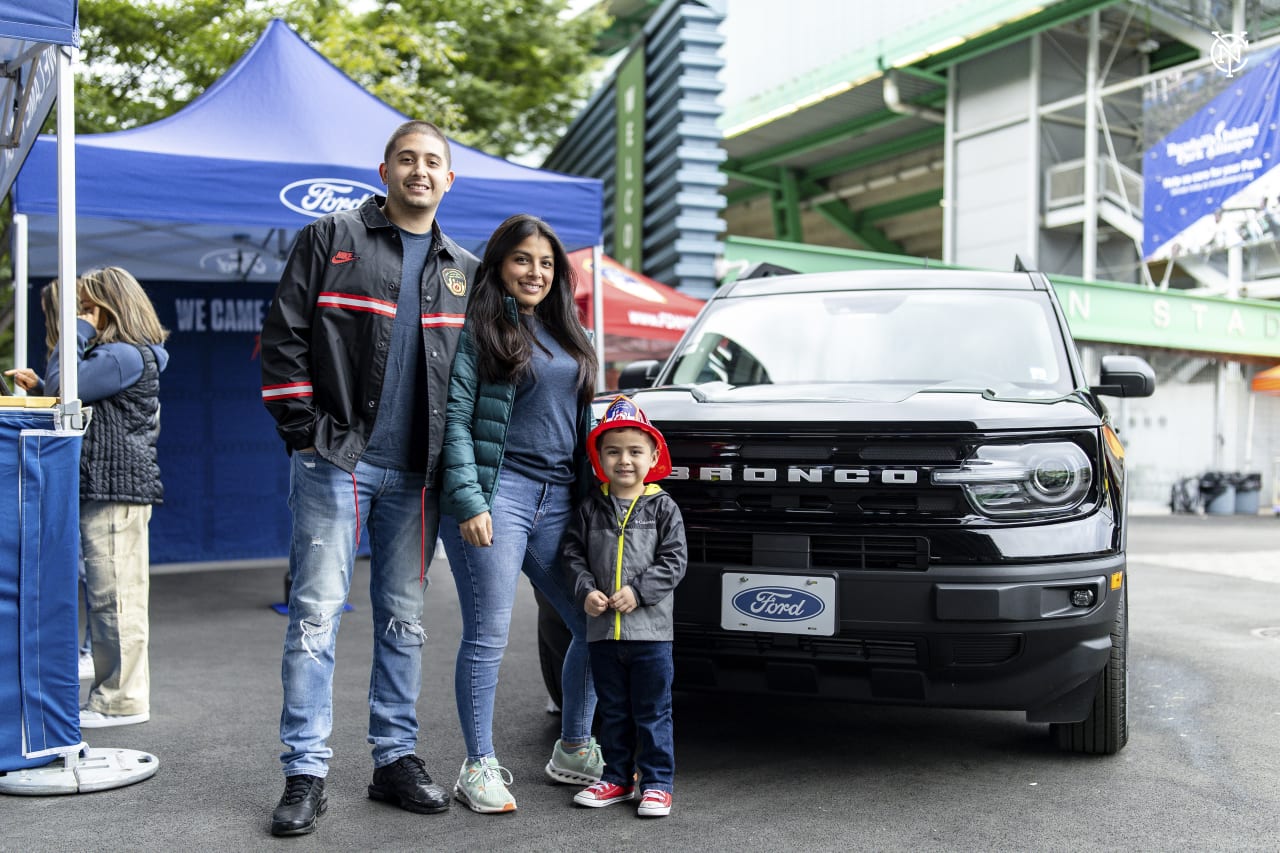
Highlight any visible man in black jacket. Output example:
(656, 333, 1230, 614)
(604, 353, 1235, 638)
(260, 120, 479, 837)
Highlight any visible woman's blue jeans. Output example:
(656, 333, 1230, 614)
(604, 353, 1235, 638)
(280, 451, 436, 777)
(440, 467, 596, 762)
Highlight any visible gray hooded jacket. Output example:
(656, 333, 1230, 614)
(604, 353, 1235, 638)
(562, 482, 687, 643)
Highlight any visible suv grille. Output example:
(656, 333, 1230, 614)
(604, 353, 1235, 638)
(687, 529, 930, 571)
(677, 626, 921, 665)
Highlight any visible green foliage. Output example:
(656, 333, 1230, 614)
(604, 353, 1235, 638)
(72, 0, 609, 159)
(74, 0, 284, 132)
(389, 0, 611, 157)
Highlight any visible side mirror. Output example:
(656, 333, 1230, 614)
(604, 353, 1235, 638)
(1093, 355, 1155, 398)
(617, 360, 662, 390)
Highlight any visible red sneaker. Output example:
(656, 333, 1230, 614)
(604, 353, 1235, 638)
(637, 788, 672, 817)
(573, 780, 636, 808)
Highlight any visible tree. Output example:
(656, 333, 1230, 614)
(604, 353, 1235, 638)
(1, 0, 609, 373)
(72, 0, 608, 158)
(387, 0, 612, 157)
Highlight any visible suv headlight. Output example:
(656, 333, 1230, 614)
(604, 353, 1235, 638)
(931, 442, 1093, 517)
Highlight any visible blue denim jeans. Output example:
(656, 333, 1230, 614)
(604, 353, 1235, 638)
(589, 640, 675, 792)
(280, 451, 437, 777)
(440, 466, 596, 762)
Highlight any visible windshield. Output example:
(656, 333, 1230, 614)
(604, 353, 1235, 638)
(665, 289, 1076, 397)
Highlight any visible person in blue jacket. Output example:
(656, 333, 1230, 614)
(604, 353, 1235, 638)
(439, 213, 601, 813)
(6, 268, 169, 729)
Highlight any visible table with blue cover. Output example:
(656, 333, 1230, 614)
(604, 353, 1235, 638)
(0, 406, 83, 772)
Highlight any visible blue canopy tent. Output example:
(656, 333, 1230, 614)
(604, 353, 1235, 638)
(2, 0, 81, 398)
(0, 0, 83, 781)
(12, 18, 603, 280)
(0, 0, 76, 204)
(9, 19, 603, 566)
(2, 0, 157, 793)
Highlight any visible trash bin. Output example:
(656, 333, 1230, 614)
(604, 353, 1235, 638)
(1199, 471, 1236, 515)
(1233, 472, 1262, 514)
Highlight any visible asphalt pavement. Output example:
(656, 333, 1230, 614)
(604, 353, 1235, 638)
(2, 511, 1278, 851)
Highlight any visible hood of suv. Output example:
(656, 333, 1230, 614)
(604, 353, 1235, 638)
(627, 385, 1104, 431)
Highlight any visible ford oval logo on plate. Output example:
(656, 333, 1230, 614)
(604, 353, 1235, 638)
(731, 586, 825, 622)
(721, 574, 837, 636)
(279, 178, 380, 217)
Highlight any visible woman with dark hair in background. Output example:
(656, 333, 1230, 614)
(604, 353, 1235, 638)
(439, 214, 600, 813)
(6, 267, 170, 728)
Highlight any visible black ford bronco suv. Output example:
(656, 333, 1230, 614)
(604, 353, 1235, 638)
(539, 266, 1154, 755)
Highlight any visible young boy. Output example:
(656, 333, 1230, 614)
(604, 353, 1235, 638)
(562, 395, 687, 817)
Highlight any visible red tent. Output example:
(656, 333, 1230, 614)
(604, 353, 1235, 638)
(568, 249, 705, 386)
(1252, 365, 1280, 393)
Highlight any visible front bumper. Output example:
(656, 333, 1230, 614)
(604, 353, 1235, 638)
(671, 554, 1124, 722)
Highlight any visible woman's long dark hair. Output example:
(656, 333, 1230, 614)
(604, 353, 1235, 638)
(468, 214, 597, 406)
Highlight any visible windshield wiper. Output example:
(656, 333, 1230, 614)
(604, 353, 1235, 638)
(917, 384, 1075, 404)
(981, 388, 1076, 403)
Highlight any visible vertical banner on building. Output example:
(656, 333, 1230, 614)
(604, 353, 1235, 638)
(614, 42, 646, 271)
(1143, 48, 1280, 261)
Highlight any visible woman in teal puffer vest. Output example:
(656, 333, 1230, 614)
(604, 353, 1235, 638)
(439, 214, 601, 814)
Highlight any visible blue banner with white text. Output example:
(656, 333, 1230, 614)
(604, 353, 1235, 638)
(1143, 47, 1280, 261)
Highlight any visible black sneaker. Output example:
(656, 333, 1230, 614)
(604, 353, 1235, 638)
(270, 774, 326, 837)
(369, 754, 451, 814)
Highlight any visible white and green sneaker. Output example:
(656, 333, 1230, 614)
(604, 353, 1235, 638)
(544, 737, 604, 785)
(454, 757, 516, 814)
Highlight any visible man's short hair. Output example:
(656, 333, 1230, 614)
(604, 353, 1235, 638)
(384, 120, 452, 168)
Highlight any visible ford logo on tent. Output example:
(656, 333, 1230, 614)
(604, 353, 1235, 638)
(280, 178, 380, 217)
(731, 587, 825, 622)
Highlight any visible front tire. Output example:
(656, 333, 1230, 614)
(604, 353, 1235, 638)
(1051, 587, 1128, 754)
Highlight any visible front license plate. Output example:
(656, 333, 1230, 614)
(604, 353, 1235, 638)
(720, 572, 837, 636)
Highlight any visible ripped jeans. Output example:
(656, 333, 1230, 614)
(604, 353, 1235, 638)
(280, 450, 438, 777)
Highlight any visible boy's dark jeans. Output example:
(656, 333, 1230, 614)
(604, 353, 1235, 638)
(588, 639, 675, 792)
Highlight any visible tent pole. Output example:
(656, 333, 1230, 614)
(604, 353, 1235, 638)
(12, 213, 27, 386)
(55, 43, 80, 427)
(592, 243, 605, 391)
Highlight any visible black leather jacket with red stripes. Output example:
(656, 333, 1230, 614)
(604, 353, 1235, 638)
(260, 195, 480, 478)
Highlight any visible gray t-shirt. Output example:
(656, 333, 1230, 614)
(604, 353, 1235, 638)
(500, 317, 579, 485)
(361, 228, 432, 471)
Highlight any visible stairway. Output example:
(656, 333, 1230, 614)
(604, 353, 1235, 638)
(1042, 156, 1144, 243)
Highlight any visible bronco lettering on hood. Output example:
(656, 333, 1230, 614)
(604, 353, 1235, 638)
(668, 465, 919, 484)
